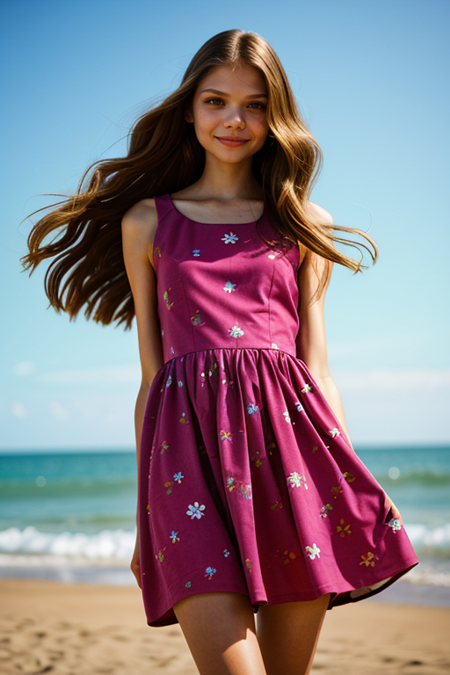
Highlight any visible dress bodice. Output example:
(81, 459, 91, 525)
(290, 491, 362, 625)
(153, 194, 300, 364)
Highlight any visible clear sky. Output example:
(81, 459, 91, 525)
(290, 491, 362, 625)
(1, 0, 449, 451)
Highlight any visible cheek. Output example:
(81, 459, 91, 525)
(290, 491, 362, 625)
(195, 110, 218, 133)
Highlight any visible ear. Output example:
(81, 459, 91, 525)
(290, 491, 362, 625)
(185, 108, 194, 123)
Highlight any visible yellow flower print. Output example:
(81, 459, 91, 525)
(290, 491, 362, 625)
(154, 246, 161, 258)
(163, 288, 174, 310)
(245, 558, 253, 573)
(331, 485, 344, 499)
(270, 499, 283, 511)
(343, 471, 356, 483)
(359, 551, 379, 567)
(336, 518, 352, 537)
(155, 547, 167, 563)
(146, 504, 151, 515)
(179, 412, 189, 424)
(251, 450, 264, 467)
(160, 440, 169, 455)
(220, 430, 233, 442)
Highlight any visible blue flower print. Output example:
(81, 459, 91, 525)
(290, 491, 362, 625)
(205, 566, 217, 580)
(223, 549, 230, 557)
(170, 530, 180, 544)
(221, 232, 239, 244)
(224, 281, 237, 293)
(247, 403, 260, 414)
(173, 471, 184, 483)
(186, 502, 206, 519)
(165, 375, 172, 388)
(193, 249, 201, 256)
(185, 581, 192, 588)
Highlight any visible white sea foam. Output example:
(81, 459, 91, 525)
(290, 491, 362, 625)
(0, 526, 135, 562)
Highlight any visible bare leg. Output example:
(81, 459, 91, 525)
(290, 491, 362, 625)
(256, 593, 331, 675)
(173, 591, 267, 675)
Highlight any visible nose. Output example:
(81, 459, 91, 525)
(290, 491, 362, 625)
(223, 106, 245, 130)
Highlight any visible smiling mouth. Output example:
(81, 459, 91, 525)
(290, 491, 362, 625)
(216, 137, 250, 146)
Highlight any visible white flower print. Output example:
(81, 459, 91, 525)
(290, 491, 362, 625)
(224, 281, 237, 293)
(301, 384, 312, 393)
(186, 502, 206, 519)
(271, 343, 278, 349)
(283, 411, 291, 423)
(305, 543, 321, 559)
(229, 325, 244, 338)
(294, 401, 304, 412)
(221, 232, 239, 244)
(287, 472, 308, 490)
(329, 428, 340, 437)
(386, 518, 402, 532)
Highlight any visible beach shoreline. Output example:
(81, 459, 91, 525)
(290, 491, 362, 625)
(1, 578, 449, 674)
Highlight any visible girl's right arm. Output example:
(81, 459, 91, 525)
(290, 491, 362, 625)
(121, 198, 164, 525)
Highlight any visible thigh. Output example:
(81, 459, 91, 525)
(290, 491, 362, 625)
(255, 593, 331, 675)
(173, 591, 267, 675)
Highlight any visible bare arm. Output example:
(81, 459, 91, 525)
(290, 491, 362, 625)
(121, 199, 164, 526)
(295, 203, 354, 451)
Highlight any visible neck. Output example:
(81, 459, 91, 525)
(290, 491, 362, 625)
(191, 153, 264, 202)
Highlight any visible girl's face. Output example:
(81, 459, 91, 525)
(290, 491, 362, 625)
(186, 63, 269, 165)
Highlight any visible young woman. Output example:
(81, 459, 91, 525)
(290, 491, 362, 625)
(22, 29, 419, 675)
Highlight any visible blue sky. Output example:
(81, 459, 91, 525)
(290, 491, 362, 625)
(1, 0, 449, 450)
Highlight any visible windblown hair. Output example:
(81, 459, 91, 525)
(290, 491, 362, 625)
(21, 29, 378, 329)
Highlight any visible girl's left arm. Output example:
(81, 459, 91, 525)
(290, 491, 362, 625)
(295, 203, 355, 451)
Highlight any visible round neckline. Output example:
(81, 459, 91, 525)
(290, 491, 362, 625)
(168, 194, 265, 226)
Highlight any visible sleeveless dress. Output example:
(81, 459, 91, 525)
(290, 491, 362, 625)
(137, 193, 419, 628)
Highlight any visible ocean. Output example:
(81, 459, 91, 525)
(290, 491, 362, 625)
(1, 445, 449, 605)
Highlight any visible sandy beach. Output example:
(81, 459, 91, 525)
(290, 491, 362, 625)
(1, 579, 449, 674)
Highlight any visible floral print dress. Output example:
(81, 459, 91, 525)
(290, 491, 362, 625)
(137, 194, 419, 627)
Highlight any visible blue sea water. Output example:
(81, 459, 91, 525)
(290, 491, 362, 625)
(0, 445, 449, 602)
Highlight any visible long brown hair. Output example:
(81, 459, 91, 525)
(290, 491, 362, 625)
(21, 29, 378, 330)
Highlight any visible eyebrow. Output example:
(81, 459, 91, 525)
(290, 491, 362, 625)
(200, 88, 268, 98)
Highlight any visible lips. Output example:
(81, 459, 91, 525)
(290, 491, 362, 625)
(216, 136, 250, 146)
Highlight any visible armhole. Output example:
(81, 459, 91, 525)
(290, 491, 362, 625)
(152, 195, 173, 276)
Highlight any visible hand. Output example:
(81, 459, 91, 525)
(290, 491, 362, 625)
(383, 491, 402, 522)
(130, 530, 142, 589)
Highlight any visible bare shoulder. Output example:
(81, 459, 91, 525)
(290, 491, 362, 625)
(307, 200, 333, 225)
(121, 198, 157, 237)
(121, 198, 159, 267)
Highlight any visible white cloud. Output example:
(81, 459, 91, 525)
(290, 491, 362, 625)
(13, 361, 35, 377)
(12, 402, 26, 418)
(38, 364, 141, 385)
(49, 401, 70, 421)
